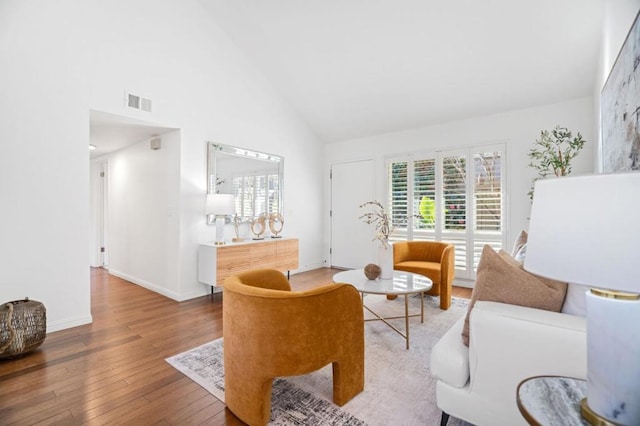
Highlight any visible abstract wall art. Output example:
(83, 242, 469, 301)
(601, 11, 640, 173)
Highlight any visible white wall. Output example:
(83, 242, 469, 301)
(1, 0, 324, 331)
(324, 97, 595, 264)
(593, 0, 640, 170)
(0, 1, 92, 331)
(601, 0, 640, 84)
(87, 0, 326, 300)
(105, 130, 182, 299)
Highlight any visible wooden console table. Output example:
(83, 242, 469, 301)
(198, 238, 299, 288)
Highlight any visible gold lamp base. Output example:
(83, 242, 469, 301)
(581, 399, 623, 426)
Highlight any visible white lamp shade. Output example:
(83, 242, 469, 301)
(206, 194, 235, 216)
(525, 172, 640, 425)
(524, 172, 640, 294)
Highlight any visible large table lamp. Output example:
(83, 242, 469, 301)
(524, 172, 640, 425)
(206, 193, 236, 245)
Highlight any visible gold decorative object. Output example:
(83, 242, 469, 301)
(250, 214, 267, 240)
(364, 264, 381, 280)
(269, 213, 284, 238)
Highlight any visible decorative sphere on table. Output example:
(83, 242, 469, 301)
(364, 264, 381, 280)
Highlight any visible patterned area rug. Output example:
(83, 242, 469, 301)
(166, 294, 471, 426)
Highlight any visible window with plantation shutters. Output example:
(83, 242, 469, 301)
(474, 152, 501, 231)
(441, 153, 468, 271)
(268, 174, 280, 214)
(413, 159, 436, 234)
(232, 172, 280, 218)
(386, 144, 505, 280)
(388, 161, 408, 239)
(471, 150, 503, 269)
(442, 155, 467, 231)
(255, 175, 267, 214)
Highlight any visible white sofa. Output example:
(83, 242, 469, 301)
(430, 300, 587, 425)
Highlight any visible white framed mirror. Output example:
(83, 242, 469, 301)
(207, 142, 284, 223)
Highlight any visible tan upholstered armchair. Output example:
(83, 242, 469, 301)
(223, 269, 364, 426)
(394, 241, 455, 310)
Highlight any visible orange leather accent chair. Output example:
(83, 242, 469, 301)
(223, 269, 364, 426)
(393, 241, 455, 310)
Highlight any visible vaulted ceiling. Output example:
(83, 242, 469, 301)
(201, 0, 604, 143)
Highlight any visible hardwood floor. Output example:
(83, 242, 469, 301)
(0, 267, 471, 425)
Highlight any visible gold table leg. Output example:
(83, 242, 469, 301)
(404, 294, 410, 349)
(361, 292, 426, 350)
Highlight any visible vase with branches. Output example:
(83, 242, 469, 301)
(359, 200, 395, 279)
(359, 200, 394, 249)
(528, 126, 585, 200)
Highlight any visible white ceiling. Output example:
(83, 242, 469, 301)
(201, 0, 605, 143)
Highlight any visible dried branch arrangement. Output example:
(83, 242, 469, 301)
(359, 200, 394, 249)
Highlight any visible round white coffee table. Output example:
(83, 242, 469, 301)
(333, 269, 433, 349)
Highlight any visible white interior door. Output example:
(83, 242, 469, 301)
(330, 159, 375, 269)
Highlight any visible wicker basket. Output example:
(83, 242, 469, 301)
(0, 298, 46, 360)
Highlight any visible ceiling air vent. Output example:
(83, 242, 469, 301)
(126, 92, 152, 112)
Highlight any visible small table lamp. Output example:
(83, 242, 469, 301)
(524, 172, 640, 425)
(206, 194, 236, 245)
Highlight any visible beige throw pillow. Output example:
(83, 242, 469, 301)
(461, 245, 568, 346)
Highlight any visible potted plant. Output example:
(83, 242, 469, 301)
(528, 126, 586, 200)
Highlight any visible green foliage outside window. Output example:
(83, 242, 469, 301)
(418, 196, 435, 225)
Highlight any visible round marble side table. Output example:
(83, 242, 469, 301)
(517, 376, 589, 426)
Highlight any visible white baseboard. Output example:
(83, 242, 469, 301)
(175, 288, 211, 301)
(291, 264, 324, 275)
(47, 314, 93, 333)
(108, 269, 180, 300)
(108, 269, 209, 302)
(301, 262, 324, 271)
